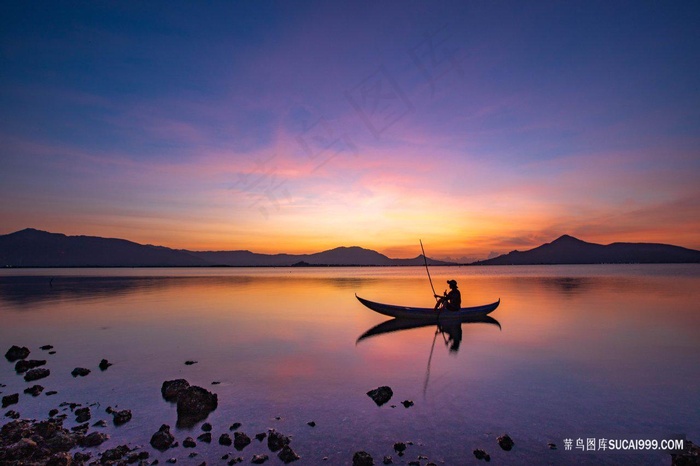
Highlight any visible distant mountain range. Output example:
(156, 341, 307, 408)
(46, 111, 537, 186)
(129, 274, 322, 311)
(0, 229, 451, 267)
(1, 229, 698, 267)
(471, 234, 700, 265)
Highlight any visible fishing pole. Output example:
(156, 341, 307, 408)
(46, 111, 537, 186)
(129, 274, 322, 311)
(420, 239, 438, 301)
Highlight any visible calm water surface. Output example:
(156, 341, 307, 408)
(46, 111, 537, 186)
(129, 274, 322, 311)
(1, 265, 699, 465)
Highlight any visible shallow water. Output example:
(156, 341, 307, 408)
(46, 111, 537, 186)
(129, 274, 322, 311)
(1, 265, 699, 464)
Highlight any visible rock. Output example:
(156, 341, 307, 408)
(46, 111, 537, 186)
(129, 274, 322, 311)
(150, 424, 175, 451)
(219, 433, 232, 446)
(74, 452, 91, 462)
(5, 409, 20, 419)
(71, 367, 91, 377)
(230, 422, 242, 431)
(183, 437, 197, 448)
(45, 390, 58, 396)
(671, 439, 699, 466)
(278, 445, 301, 463)
(93, 420, 107, 427)
(71, 423, 89, 433)
(2, 393, 19, 408)
(79, 431, 109, 447)
(497, 434, 514, 451)
(233, 432, 250, 450)
(251, 454, 269, 464)
(228, 457, 244, 465)
(176, 386, 218, 427)
(255, 432, 267, 441)
(393, 442, 406, 454)
(24, 368, 50, 382)
(197, 432, 212, 443)
(40, 345, 54, 351)
(473, 449, 490, 461)
(5, 345, 30, 361)
(548, 442, 557, 450)
(161, 379, 190, 402)
(185, 360, 197, 365)
(367, 386, 393, 406)
(401, 400, 414, 408)
(202, 422, 212, 431)
(15, 359, 47, 373)
(102, 445, 131, 462)
(24, 385, 44, 397)
(353, 451, 374, 466)
(99, 359, 112, 370)
(307, 421, 316, 427)
(267, 430, 290, 452)
(75, 407, 91, 423)
(49, 409, 59, 417)
(408, 462, 420, 466)
(382, 456, 393, 464)
(110, 408, 132, 425)
(167, 458, 177, 464)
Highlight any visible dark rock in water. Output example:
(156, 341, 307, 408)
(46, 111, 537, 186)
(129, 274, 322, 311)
(161, 379, 191, 402)
(352, 451, 374, 466)
(307, 421, 316, 427)
(183, 437, 197, 448)
(71, 422, 89, 433)
(24, 384, 44, 397)
(366, 386, 393, 406)
(5, 409, 20, 419)
(99, 359, 112, 370)
(110, 408, 132, 425)
(185, 360, 198, 365)
(49, 351, 56, 355)
(71, 367, 91, 377)
(2, 393, 19, 408)
(233, 432, 251, 450)
(40, 345, 54, 351)
(382, 456, 393, 464)
(212, 381, 221, 385)
(5, 345, 30, 361)
(255, 432, 267, 441)
(92, 420, 107, 427)
(267, 429, 290, 452)
(176, 386, 218, 427)
(24, 368, 50, 382)
(251, 454, 269, 464)
(278, 445, 301, 463)
(408, 461, 420, 466)
(150, 424, 175, 451)
(75, 407, 91, 423)
(166, 458, 177, 464)
(219, 433, 232, 446)
(74, 451, 91, 462)
(197, 432, 212, 443)
(473, 449, 490, 461)
(229, 422, 242, 431)
(401, 400, 414, 408)
(202, 422, 212, 431)
(548, 442, 557, 450)
(79, 431, 109, 447)
(671, 439, 699, 466)
(101, 445, 131, 462)
(45, 390, 58, 396)
(497, 434, 514, 451)
(393, 442, 406, 455)
(49, 409, 59, 417)
(15, 359, 47, 373)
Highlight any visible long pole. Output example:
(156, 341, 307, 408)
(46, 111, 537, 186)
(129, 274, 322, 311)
(420, 239, 437, 300)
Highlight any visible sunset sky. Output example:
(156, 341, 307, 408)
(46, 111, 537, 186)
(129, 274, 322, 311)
(1, 1, 699, 260)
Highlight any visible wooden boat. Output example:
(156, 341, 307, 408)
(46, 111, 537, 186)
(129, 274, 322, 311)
(355, 294, 500, 320)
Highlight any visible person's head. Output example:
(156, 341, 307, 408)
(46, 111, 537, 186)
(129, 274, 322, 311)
(447, 279, 458, 289)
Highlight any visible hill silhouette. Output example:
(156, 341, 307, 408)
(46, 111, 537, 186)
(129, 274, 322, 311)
(0, 229, 451, 267)
(472, 234, 700, 265)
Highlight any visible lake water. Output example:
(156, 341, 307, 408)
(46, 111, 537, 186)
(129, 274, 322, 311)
(1, 265, 699, 465)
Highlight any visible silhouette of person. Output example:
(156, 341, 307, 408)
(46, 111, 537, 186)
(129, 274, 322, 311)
(439, 321, 463, 353)
(434, 279, 461, 311)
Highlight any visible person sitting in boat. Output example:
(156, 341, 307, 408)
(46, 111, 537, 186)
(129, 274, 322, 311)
(435, 279, 461, 311)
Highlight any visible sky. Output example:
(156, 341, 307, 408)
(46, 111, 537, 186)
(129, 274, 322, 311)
(1, 1, 699, 260)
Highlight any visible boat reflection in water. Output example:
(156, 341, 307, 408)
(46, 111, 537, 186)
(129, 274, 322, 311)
(357, 315, 502, 396)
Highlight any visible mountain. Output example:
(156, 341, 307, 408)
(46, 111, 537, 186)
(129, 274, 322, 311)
(472, 234, 700, 265)
(0, 229, 452, 267)
(0, 229, 208, 267)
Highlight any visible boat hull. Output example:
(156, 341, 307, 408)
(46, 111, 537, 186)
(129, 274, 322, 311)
(355, 295, 500, 320)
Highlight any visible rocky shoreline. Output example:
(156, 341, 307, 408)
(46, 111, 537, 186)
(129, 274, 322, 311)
(2, 345, 697, 465)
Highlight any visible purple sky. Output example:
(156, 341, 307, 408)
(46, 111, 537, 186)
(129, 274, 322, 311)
(1, 1, 699, 258)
